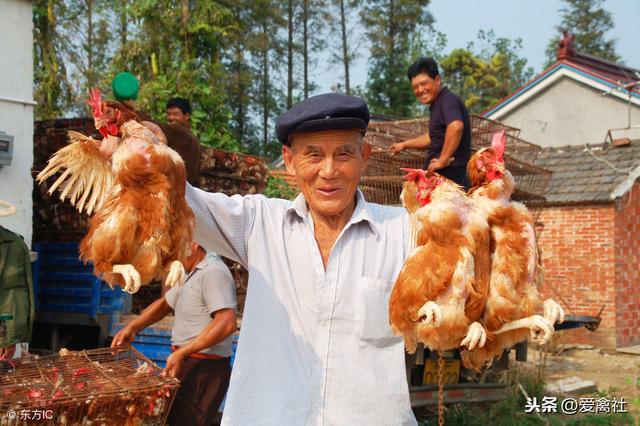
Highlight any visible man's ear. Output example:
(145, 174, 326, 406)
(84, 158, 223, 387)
(361, 142, 372, 165)
(283, 145, 296, 177)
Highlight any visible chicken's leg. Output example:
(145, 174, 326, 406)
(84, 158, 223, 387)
(543, 299, 565, 326)
(165, 260, 186, 288)
(460, 322, 487, 350)
(493, 315, 554, 345)
(418, 301, 443, 327)
(113, 264, 142, 294)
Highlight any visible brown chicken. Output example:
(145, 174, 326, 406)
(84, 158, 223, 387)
(36, 89, 194, 293)
(388, 169, 490, 355)
(461, 130, 564, 370)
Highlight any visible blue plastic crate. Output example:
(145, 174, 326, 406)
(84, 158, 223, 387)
(32, 242, 128, 330)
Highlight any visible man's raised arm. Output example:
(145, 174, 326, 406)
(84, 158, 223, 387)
(185, 183, 257, 267)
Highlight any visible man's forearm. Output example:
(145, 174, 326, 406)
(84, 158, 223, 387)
(179, 309, 236, 356)
(439, 121, 463, 163)
(127, 298, 173, 333)
(403, 133, 430, 149)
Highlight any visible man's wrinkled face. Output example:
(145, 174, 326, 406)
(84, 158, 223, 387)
(166, 107, 190, 127)
(283, 129, 371, 218)
(411, 73, 441, 105)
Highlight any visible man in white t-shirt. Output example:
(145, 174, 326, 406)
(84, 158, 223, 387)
(112, 242, 236, 426)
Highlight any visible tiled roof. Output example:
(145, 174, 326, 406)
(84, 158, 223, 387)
(484, 40, 640, 119)
(568, 51, 640, 94)
(534, 140, 640, 205)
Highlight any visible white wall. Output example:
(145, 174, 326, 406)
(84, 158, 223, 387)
(0, 0, 34, 245)
(494, 78, 640, 148)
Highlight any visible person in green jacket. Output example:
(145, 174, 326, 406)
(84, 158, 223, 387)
(0, 200, 35, 360)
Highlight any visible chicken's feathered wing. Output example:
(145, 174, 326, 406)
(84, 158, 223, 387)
(36, 131, 115, 216)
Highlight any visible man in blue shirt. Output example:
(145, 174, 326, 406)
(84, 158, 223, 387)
(390, 57, 472, 188)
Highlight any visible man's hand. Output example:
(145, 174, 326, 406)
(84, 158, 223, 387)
(428, 157, 454, 172)
(388, 142, 405, 155)
(111, 326, 136, 347)
(164, 350, 186, 378)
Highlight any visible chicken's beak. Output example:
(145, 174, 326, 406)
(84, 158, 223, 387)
(495, 161, 506, 174)
(94, 117, 107, 129)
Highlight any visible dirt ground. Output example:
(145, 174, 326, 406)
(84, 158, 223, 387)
(525, 345, 640, 401)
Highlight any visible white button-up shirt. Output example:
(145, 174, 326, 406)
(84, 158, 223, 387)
(186, 185, 417, 426)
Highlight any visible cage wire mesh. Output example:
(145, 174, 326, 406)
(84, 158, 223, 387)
(361, 115, 552, 218)
(0, 347, 179, 425)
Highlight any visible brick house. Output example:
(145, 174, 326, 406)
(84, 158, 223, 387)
(534, 143, 640, 349)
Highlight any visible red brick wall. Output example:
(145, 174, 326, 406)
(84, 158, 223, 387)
(614, 182, 640, 348)
(538, 204, 618, 349)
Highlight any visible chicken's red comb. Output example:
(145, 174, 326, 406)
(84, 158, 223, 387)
(491, 130, 506, 162)
(400, 167, 426, 182)
(86, 88, 103, 118)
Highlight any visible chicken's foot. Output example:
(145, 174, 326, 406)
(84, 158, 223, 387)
(165, 260, 186, 288)
(543, 299, 565, 326)
(493, 315, 554, 345)
(417, 301, 443, 328)
(113, 264, 141, 294)
(460, 322, 487, 350)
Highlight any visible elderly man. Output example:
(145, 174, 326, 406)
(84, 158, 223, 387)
(390, 57, 471, 188)
(186, 93, 416, 425)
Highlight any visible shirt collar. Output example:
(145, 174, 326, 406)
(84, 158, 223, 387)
(193, 254, 213, 271)
(285, 189, 379, 237)
(429, 86, 449, 111)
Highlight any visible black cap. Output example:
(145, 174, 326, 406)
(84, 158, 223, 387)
(276, 93, 370, 145)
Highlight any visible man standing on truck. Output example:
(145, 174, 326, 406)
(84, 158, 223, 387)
(112, 242, 237, 426)
(185, 93, 417, 425)
(389, 57, 472, 188)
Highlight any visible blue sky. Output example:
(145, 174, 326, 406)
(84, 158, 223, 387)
(314, 0, 640, 94)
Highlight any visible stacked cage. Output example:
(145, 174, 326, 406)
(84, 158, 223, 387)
(361, 119, 428, 204)
(361, 116, 552, 217)
(0, 347, 179, 425)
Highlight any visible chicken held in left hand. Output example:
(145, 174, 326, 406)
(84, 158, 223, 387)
(389, 169, 490, 355)
(36, 88, 194, 293)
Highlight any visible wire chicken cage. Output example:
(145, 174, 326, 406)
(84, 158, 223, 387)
(0, 347, 179, 426)
(360, 116, 552, 217)
(361, 119, 428, 205)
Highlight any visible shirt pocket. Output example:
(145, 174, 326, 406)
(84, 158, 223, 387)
(355, 276, 400, 348)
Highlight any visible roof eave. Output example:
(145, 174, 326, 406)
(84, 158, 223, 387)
(610, 165, 640, 200)
(484, 61, 640, 120)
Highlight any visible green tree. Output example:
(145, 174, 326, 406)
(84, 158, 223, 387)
(63, 0, 113, 113)
(439, 31, 533, 114)
(33, 0, 74, 119)
(545, 0, 620, 64)
(250, 0, 286, 157)
(325, 0, 362, 96)
(360, 0, 433, 117)
(225, 1, 261, 151)
(109, 0, 240, 150)
(298, 0, 326, 98)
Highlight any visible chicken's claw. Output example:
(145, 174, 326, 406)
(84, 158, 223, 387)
(543, 299, 565, 325)
(165, 260, 186, 288)
(113, 264, 141, 294)
(417, 301, 443, 328)
(460, 321, 487, 350)
(528, 315, 554, 345)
